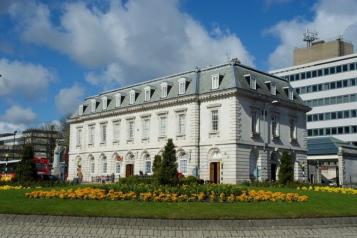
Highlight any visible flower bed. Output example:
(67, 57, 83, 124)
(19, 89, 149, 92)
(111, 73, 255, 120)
(0, 185, 28, 190)
(25, 187, 308, 203)
(298, 186, 357, 195)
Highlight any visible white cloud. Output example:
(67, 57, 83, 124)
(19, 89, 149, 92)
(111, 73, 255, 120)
(0, 58, 55, 99)
(55, 84, 85, 115)
(0, 121, 26, 134)
(1, 105, 37, 124)
(9, 0, 254, 88)
(267, 0, 357, 69)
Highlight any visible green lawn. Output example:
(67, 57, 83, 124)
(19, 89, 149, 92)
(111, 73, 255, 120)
(1, 187, 357, 219)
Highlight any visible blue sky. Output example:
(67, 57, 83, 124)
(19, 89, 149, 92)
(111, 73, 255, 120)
(1, 0, 357, 132)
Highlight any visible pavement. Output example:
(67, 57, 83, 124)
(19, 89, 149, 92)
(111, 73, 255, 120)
(0, 214, 357, 238)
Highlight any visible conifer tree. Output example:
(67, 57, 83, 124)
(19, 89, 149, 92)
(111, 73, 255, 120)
(278, 151, 294, 185)
(15, 145, 37, 182)
(152, 155, 162, 179)
(159, 139, 178, 185)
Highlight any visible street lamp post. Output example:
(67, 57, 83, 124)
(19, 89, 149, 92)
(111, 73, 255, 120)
(5, 153, 9, 177)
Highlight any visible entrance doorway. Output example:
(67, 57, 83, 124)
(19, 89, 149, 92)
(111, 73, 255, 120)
(125, 164, 134, 177)
(210, 162, 220, 184)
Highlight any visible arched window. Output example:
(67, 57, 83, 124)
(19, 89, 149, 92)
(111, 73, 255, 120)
(115, 161, 121, 174)
(90, 157, 95, 174)
(102, 156, 107, 174)
(178, 151, 187, 175)
(144, 154, 151, 174)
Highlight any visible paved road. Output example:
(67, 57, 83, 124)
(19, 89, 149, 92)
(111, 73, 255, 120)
(0, 214, 357, 238)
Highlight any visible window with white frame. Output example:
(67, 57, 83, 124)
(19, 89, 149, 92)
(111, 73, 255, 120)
(290, 118, 297, 140)
(113, 121, 120, 142)
(100, 123, 107, 144)
(142, 118, 150, 139)
(211, 110, 219, 132)
(288, 88, 294, 100)
(245, 74, 256, 90)
(115, 162, 121, 174)
(91, 99, 96, 113)
(161, 83, 168, 98)
(145, 160, 152, 174)
(159, 116, 167, 137)
(129, 90, 135, 105)
(211, 74, 219, 89)
(76, 128, 82, 147)
(88, 125, 95, 145)
(102, 157, 107, 174)
(179, 159, 187, 174)
(102, 96, 107, 110)
(115, 93, 121, 107)
(90, 157, 95, 174)
(271, 114, 280, 138)
(251, 110, 260, 135)
(127, 120, 135, 140)
(178, 78, 186, 95)
(144, 87, 151, 101)
(177, 113, 186, 135)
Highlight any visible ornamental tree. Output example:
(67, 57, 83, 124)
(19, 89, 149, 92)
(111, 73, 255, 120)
(278, 151, 294, 185)
(152, 155, 162, 179)
(159, 139, 178, 185)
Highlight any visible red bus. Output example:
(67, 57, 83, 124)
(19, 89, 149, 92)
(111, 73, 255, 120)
(0, 157, 50, 181)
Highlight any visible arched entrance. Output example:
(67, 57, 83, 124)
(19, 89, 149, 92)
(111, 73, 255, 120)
(125, 152, 135, 177)
(208, 148, 222, 184)
(249, 149, 259, 181)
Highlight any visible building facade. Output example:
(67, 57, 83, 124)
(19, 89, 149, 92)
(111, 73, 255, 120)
(68, 59, 309, 184)
(271, 52, 357, 146)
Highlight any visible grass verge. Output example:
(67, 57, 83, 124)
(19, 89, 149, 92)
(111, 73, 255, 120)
(1, 187, 357, 219)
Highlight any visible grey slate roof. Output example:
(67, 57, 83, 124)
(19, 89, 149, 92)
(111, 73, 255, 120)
(72, 60, 307, 118)
(307, 137, 357, 155)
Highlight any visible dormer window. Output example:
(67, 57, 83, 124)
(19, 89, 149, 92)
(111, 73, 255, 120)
(178, 78, 186, 95)
(271, 83, 277, 96)
(78, 105, 83, 116)
(102, 96, 107, 110)
(284, 87, 294, 100)
(211, 74, 220, 90)
(115, 93, 121, 107)
(129, 90, 136, 105)
(161, 82, 168, 98)
(144, 86, 151, 101)
(244, 74, 256, 90)
(91, 99, 96, 113)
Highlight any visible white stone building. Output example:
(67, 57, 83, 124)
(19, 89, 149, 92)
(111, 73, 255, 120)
(68, 59, 310, 184)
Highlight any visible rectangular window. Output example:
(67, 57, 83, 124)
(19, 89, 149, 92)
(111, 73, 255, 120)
(211, 110, 219, 132)
(289, 75, 294, 81)
(353, 126, 357, 133)
(178, 113, 186, 135)
(325, 113, 331, 120)
(343, 95, 349, 103)
(76, 128, 82, 147)
(113, 121, 120, 142)
(338, 111, 343, 119)
(350, 63, 355, 71)
(301, 72, 306, 79)
(307, 115, 312, 122)
(306, 71, 311, 78)
(313, 114, 318, 121)
(344, 111, 350, 118)
(116, 162, 121, 174)
(343, 80, 348, 87)
(337, 81, 342, 88)
(91, 160, 95, 174)
(326, 128, 331, 135)
(178, 81, 186, 94)
(319, 114, 324, 121)
(352, 110, 357, 117)
(142, 118, 150, 139)
(338, 127, 343, 134)
(343, 64, 348, 72)
(290, 119, 297, 140)
(211, 75, 219, 89)
(251, 110, 260, 135)
(345, 126, 350, 134)
(312, 70, 317, 77)
(88, 125, 95, 145)
(100, 123, 107, 144)
(351, 94, 356, 102)
(145, 161, 152, 174)
(129, 91, 135, 104)
(332, 128, 337, 135)
(179, 160, 187, 174)
(336, 65, 342, 73)
(115, 93, 121, 107)
(128, 120, 134, 140)
(295, 74, 300, 80)
(324, 68, 329, 75)
(317, 69, 323, 76)
(271, 114, 279, 138)
(351, 78, 356, 86)
(159, 116, 167, 137)
(308, 129, 312, 136)
(330, 67, 336, 74)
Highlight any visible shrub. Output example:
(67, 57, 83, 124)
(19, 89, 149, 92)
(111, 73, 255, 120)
(180, 176, 204, 185)
(152, 155, 162, 179)
(278, 152, 294, 185)
(159, 139, 178, 185)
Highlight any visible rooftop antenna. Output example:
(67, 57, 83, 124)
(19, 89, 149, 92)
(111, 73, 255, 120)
(303, 28, 319, 47)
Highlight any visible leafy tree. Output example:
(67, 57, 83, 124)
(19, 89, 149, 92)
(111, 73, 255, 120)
(15, 145, 37, 182)
(278, 151, 294, 185)
(152, 155, 162, 179)
(159, 139, 178, 185)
